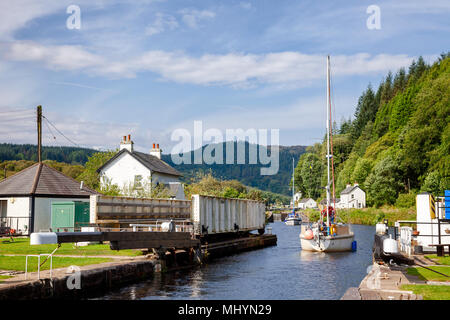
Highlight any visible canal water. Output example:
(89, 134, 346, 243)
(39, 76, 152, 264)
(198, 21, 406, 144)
(97, 222, 375, 300)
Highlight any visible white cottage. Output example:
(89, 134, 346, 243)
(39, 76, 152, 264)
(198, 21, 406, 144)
(297, 198, 317, 209)
(98, 135, 185, 199)
(339, 183, 366, 208)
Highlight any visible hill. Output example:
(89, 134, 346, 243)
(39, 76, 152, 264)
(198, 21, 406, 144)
(0, 142, 306, 196)
(294, 53, 450, 206)
(162, 142, 306, 196)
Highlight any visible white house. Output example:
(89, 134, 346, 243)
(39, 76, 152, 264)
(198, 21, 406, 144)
(0, 163, 99, 234)
(339, 183, 366, 208)
(98, 135, 185, 199)
(297, 198, 317, 209)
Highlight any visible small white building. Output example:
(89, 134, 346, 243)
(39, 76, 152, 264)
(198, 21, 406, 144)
(339, 183, 366, 209)
(98, 135, 185, 199)
(297, 198, 317, 209)
(0, 163, 99, 234)
(415, 192, 449, 251)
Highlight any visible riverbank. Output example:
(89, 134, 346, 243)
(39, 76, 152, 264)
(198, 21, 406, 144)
(302, 206, 415, 226)
(342, 254, 450, 300)
(0, 233, 277, 299)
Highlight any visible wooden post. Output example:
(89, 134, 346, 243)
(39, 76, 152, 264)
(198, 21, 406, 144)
(37, 105, 42, 163)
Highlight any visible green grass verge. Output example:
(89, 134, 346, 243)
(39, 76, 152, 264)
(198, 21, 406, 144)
(425, 255, 450, 266)
(407, 266, 450, 282)
(0, 237, 143, 256)
(401, 284, 450, 300)
(303, 206, 415, 226)
(0, 255, 112, 272)
(0, 275, 12, 283)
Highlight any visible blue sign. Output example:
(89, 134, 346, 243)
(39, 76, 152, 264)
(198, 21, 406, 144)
(445, 190, 450, 219)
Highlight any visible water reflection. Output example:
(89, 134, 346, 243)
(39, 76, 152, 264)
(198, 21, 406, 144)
(97, 222, 375, 300)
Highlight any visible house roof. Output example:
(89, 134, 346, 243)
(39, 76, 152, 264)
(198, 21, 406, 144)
(319, 198, 340, 205)
(0, 163, 100, 197)
(340, 185, 364, 195)
(299, 198, 315, 203)
(97, 149, 182, 177)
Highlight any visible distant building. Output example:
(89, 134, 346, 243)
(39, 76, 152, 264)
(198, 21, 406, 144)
(98, 135, 185, 199)
(0, 163, 99, 234)
(297, 198, 317, 209)
(339, 183, 366, 208)
(319, 198, 340, 210)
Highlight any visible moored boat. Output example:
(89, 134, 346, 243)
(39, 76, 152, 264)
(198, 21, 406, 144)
(299, 55, 355, 252)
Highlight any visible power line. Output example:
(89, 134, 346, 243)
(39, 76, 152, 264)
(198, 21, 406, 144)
(42, 115, 80, 148)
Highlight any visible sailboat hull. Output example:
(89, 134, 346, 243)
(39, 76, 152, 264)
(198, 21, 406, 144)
(300, 233, 354, 252)
(285, 218, 301, 226)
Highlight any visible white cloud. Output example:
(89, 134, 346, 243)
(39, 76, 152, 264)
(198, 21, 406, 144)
(146, 12, 179, 36)
(4, 41, 103, 71)
(179, 9, 216, 29)
(2, 41, 416, 87)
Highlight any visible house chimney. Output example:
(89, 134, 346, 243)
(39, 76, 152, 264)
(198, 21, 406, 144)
(120, 134, 134, 152)
(346, 183, 351, 188)
(150, 142, 162, 159)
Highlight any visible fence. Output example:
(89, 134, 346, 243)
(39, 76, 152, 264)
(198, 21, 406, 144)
(0, 216, 32, 235)
(89, 195, 191, 227)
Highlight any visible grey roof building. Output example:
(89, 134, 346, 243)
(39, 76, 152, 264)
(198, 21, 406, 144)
(0, 163, 99, 234)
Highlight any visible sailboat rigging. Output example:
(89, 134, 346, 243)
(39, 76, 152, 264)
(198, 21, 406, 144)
(299, 55, 356, 252)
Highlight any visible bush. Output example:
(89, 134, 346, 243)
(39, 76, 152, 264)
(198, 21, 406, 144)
(395, 193, 416, 208)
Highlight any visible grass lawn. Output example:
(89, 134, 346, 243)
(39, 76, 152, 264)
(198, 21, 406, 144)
(407, 266, 450, 282)
(401, 284, 450, 300)
(0, 255, 112, 272)
(0, 275, 12, 283)
(302, 206, 415, 226)
(425, 255, 450, 265)
(0, 237, 143, 256)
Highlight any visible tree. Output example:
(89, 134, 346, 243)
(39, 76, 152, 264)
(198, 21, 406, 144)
(365, 155, 403, 207)
(351, 85, 378, 139)
(294, 152, 322, 199)
(76, 150, 117, 190)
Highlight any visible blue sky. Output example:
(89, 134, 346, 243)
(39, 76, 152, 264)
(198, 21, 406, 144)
(0, 0, 449, 153)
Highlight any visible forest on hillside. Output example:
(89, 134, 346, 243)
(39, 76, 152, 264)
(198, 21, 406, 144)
(294, 53, 450, 207)
(0, 142, 305, 197)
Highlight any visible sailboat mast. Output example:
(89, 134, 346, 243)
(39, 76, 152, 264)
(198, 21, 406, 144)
(292, 157, 295, 211)
(326, 55, 331, 229)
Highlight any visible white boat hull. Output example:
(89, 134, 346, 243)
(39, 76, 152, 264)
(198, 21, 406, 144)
(300, 233, 354, 252)
(285, 218, 301, 226)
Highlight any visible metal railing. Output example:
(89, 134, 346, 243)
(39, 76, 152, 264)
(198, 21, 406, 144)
(395, 220, 450, 255)
(0, 216, 31, 235)
(130, 219, 193, 233)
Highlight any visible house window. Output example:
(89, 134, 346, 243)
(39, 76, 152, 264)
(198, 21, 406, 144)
(134, 175, 143, 188)
(351, 194, 354, 199)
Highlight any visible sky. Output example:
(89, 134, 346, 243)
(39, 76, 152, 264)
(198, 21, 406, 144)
(0, 0, 449, 154)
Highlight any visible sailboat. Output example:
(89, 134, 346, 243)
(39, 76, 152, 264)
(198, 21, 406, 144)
(299, 55, 355, 252)
(285, 157, 302, 226)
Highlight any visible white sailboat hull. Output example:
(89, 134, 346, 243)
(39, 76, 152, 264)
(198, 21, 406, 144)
(285, 218, 302, 226)
(300, 233, 354, 252)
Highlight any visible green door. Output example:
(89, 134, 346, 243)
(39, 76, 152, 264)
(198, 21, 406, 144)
(51, 202, 74, 232)
(74, 202, 90, 228)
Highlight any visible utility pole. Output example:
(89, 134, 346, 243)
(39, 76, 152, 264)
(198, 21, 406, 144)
(37, 105, 42, 163)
